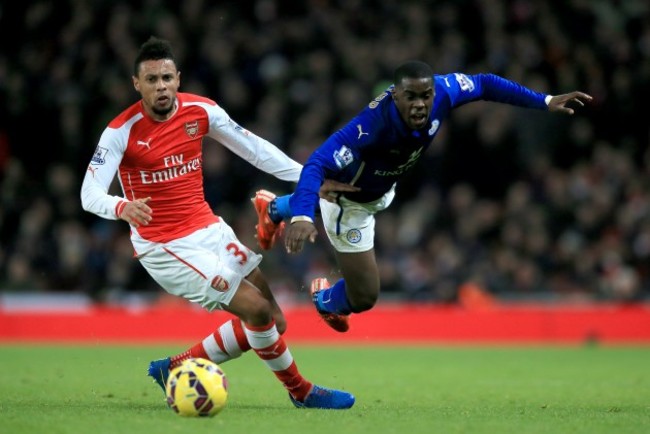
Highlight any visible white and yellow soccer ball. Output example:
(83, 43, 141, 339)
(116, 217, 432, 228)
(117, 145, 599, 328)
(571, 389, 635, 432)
(165, 358, 228, 417)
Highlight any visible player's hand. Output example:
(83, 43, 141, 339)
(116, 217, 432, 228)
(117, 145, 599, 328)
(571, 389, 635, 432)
(119, 197, 152, 228)
(319, 179, 360, 203)
(548, 92, 593, 115)
(284, 221, 318, 254)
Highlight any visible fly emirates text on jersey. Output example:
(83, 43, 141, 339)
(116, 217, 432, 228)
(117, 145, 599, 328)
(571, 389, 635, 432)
(140, 153, 201, 185)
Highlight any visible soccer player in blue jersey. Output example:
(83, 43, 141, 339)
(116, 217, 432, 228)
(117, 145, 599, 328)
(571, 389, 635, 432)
(252, 60, 592, 332)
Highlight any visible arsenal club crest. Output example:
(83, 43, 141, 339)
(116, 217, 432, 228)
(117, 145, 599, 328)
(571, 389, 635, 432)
(185, 120, 199, 139)
(211, 275, 230, 292)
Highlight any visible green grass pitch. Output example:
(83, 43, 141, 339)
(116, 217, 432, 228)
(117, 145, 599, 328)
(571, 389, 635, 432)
(1, 345, 648, 434)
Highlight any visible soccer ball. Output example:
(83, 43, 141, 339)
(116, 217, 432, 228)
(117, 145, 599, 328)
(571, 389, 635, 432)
(165, 358, 228, 417)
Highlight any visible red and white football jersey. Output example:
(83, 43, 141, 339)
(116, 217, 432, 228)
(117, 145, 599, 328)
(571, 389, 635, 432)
(81, 92, 301, 248)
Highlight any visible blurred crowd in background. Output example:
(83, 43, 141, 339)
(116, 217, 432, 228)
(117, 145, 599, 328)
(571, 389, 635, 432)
(1, 0, 649, 305)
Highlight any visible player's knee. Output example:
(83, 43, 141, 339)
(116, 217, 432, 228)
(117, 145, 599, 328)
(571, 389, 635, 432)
(274, 314, 287, 334)
(241, 297, 273, 327)
(349, 292, 378, 313)
(345, 274, 380, 313)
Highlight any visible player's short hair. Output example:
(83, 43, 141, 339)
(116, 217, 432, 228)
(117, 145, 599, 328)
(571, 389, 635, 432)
(133, 36, 176, 76)
(394, 61, 433, 86)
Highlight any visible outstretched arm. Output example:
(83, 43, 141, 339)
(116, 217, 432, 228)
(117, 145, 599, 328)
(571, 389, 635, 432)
(282, 180, 359, 253)
(547, 92, 593, 115)
(319, 179, 360, 203)
(207, 106, 303, 183)
(283, 158, 324, 254)
(461, 74, 593, 114)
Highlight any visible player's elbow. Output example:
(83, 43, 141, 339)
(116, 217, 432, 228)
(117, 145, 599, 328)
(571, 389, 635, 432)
(80, 189, 92, 213)
(80, 183, 100, 214)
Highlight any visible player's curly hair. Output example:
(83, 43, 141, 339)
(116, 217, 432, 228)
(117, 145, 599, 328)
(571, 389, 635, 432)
(133, 36, 176, 76)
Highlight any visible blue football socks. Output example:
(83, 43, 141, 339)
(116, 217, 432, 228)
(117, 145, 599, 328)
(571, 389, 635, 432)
(268, 194, 292, 224)
(313, 279, 352, 315)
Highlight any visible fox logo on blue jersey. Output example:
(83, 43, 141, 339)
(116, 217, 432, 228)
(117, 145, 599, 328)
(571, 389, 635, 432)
(428, 119, 440, 136)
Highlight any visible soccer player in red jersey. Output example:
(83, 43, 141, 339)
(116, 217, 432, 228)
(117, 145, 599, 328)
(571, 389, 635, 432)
(80, 37, 354, 410)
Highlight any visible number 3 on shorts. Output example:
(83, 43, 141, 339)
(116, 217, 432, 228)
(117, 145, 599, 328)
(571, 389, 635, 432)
(226, 242, 247, 265)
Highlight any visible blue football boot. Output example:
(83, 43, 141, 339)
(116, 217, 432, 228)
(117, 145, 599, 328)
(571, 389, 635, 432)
(289, 385, 355, 409)
(147, 357, 171, 393)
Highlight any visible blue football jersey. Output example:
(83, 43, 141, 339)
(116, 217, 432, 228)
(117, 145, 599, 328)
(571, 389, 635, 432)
(289, 73, 548, 219)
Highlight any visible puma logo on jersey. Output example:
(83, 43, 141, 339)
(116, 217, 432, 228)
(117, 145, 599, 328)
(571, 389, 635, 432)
(136, 138, 152, 149)
(357, 124, 369, 139)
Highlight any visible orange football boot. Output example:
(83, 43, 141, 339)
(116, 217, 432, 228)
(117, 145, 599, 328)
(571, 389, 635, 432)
(251, 189, 285, 250)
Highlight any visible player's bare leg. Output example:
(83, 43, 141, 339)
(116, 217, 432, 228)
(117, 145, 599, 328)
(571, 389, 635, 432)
(335, 250, 380, 311)
(223, 280, 354, 409)
(147, 267, 286, 391)
(148, 277, 354, 409)
(245, 268, 286, 334)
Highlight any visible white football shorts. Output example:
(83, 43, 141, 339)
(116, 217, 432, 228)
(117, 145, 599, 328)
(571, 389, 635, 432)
(319, 184, 395, 253)
(135, 221, 262, 312)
